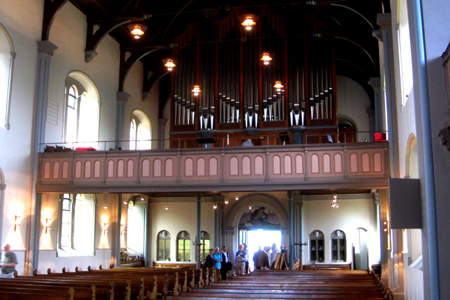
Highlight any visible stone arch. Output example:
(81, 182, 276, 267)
(405, 133, 418, 178)
(225, 193, 288, 229)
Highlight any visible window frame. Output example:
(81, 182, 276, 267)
(157, 230, 171, 261)
(331, 230, 346, 262)
(309, 230, 325, 262)
(0, 24, 15, 130)
(199, 231, 211, 261)
(176, 231, 191, 262)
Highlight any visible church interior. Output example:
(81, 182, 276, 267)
(1, 0, 450, 299)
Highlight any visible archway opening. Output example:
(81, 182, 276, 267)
(245, 229, 281, 271)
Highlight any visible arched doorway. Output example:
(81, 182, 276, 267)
(224, 193, 288, 269)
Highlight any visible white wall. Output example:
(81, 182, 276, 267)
(149, 198, 215, 263)
(337, 75, 372, 141)
(0, 0, 43, 275)
(302, 195, 378, 266)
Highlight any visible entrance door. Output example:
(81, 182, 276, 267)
(354, 228, 368, 270)
(241, 229, 282, 271)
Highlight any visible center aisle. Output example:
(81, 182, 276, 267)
(166, 269, 386, 300)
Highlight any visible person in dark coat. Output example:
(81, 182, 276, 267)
(203, 249, 215, 269)
(221, 246, 232, 279)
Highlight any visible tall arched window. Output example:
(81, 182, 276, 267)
(331, 230, 346, 262)
(130, 109, 151, 150)
(65, 71, 99, 149)
(309, 230, 324, 262)
(157, 230, 171, 261)
(200, 231, 211, 261)
(0, 23, 15, 130)
(58, 193, 96, 255)
(177, 231, 191, 261)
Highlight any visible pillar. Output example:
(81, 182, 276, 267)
(29, 41, 58, 275)
(368, 77, 382, 133)
(115, 92, 130, 150)
(158, 118, 167, 149)
(374, 14, 400, 178)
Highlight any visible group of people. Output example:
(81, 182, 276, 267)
(203, 246, 237, 279)
(253, 243, 287, 270)
(203, 243, 287, 278)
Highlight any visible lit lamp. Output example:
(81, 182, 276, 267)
(45, 218, 52, 234)
(235, 195, 240, 201)
(224, 199, 229, 205)
(14, 215, 21, 232)
(261, 53, 272, 65)
(163, 59, 176, 71)
(241, 15, 257, 31)
(213, 203, 218, 209)
(127, 24, 147, 39)
(331, 194, 339, 208)
(274, 81, 284, 92)
(192, 85, 201, 96)
(103, 222, 109, 235)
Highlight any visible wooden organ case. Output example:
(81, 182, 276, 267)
(169, 7, 337, 148)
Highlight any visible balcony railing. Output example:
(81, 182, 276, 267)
(37, 140, 390, 193)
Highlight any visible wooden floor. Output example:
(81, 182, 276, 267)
(166, 270, 386, 300)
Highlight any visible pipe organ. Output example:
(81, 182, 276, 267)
(170, 7, 337, 146)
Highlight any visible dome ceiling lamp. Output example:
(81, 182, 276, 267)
(127, 23, 148, 39)
(240, 14, 259, 31)
(274, 81, 284, 92)
(192, 85, 201, 96)
(163, 58, 176, 71)
(261, 52, 272, 65)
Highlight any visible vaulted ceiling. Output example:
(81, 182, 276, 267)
(66, 0, 389, 108)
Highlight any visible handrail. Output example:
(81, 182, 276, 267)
(39, 130, 387, 152)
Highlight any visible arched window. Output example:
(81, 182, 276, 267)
(64, 72, 100, 149)
(130, 109, 151, 150)
(0, 24, 15, 130)
(157, 230, 171, 261)
(177, 231, 191, 261)
(58, 194, 96, 255)
(200, 231, 211, 261)
(331, 230, 346, 262)
(309, 230, 324, 262)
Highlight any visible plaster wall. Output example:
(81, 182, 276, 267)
(337, 75, 371, 142)
(0, 0, 43, 274)
(149, 199, 215, 263)
(419, 1, 450, 298)
(302, 196, 377, 266)
(38, 193, 116, 273)
(45, 2, 120, 144)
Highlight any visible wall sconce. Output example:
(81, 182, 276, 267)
(123, 200, 128, 205)
(45, 218, 52, 234)
(261, 53, 272, 65)
(248, 205, 252, 210)
(14, 215, 21, 232)
(235, 195, 239, 201)
(103, 222, 109, 235)
(103, 204, 108, 209)
(274, 81, 284, 92)
(213, 203, 218, 209)
(127, 24, 148, 39)
(240, 14, 258, 31)
(192, 85, 201, 96)
(383, 221, 388, 232)
(163, 58, 176, 71)
(120, 223, 126, 236)
(224, 199, 229, 205)
(140, 196, 145, 201)
(164, 206, 169, 210)
(331, 194, 339, 208)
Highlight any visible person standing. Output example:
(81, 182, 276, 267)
(242, 139, 254, 146)
(1, 244, 17, 278)
(235, 244, 247, 275)
(221, 246, 232, 280)
(204, 249, 215, 269)
(269, 243, 279, 268)
(213, 247, 222, 269)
